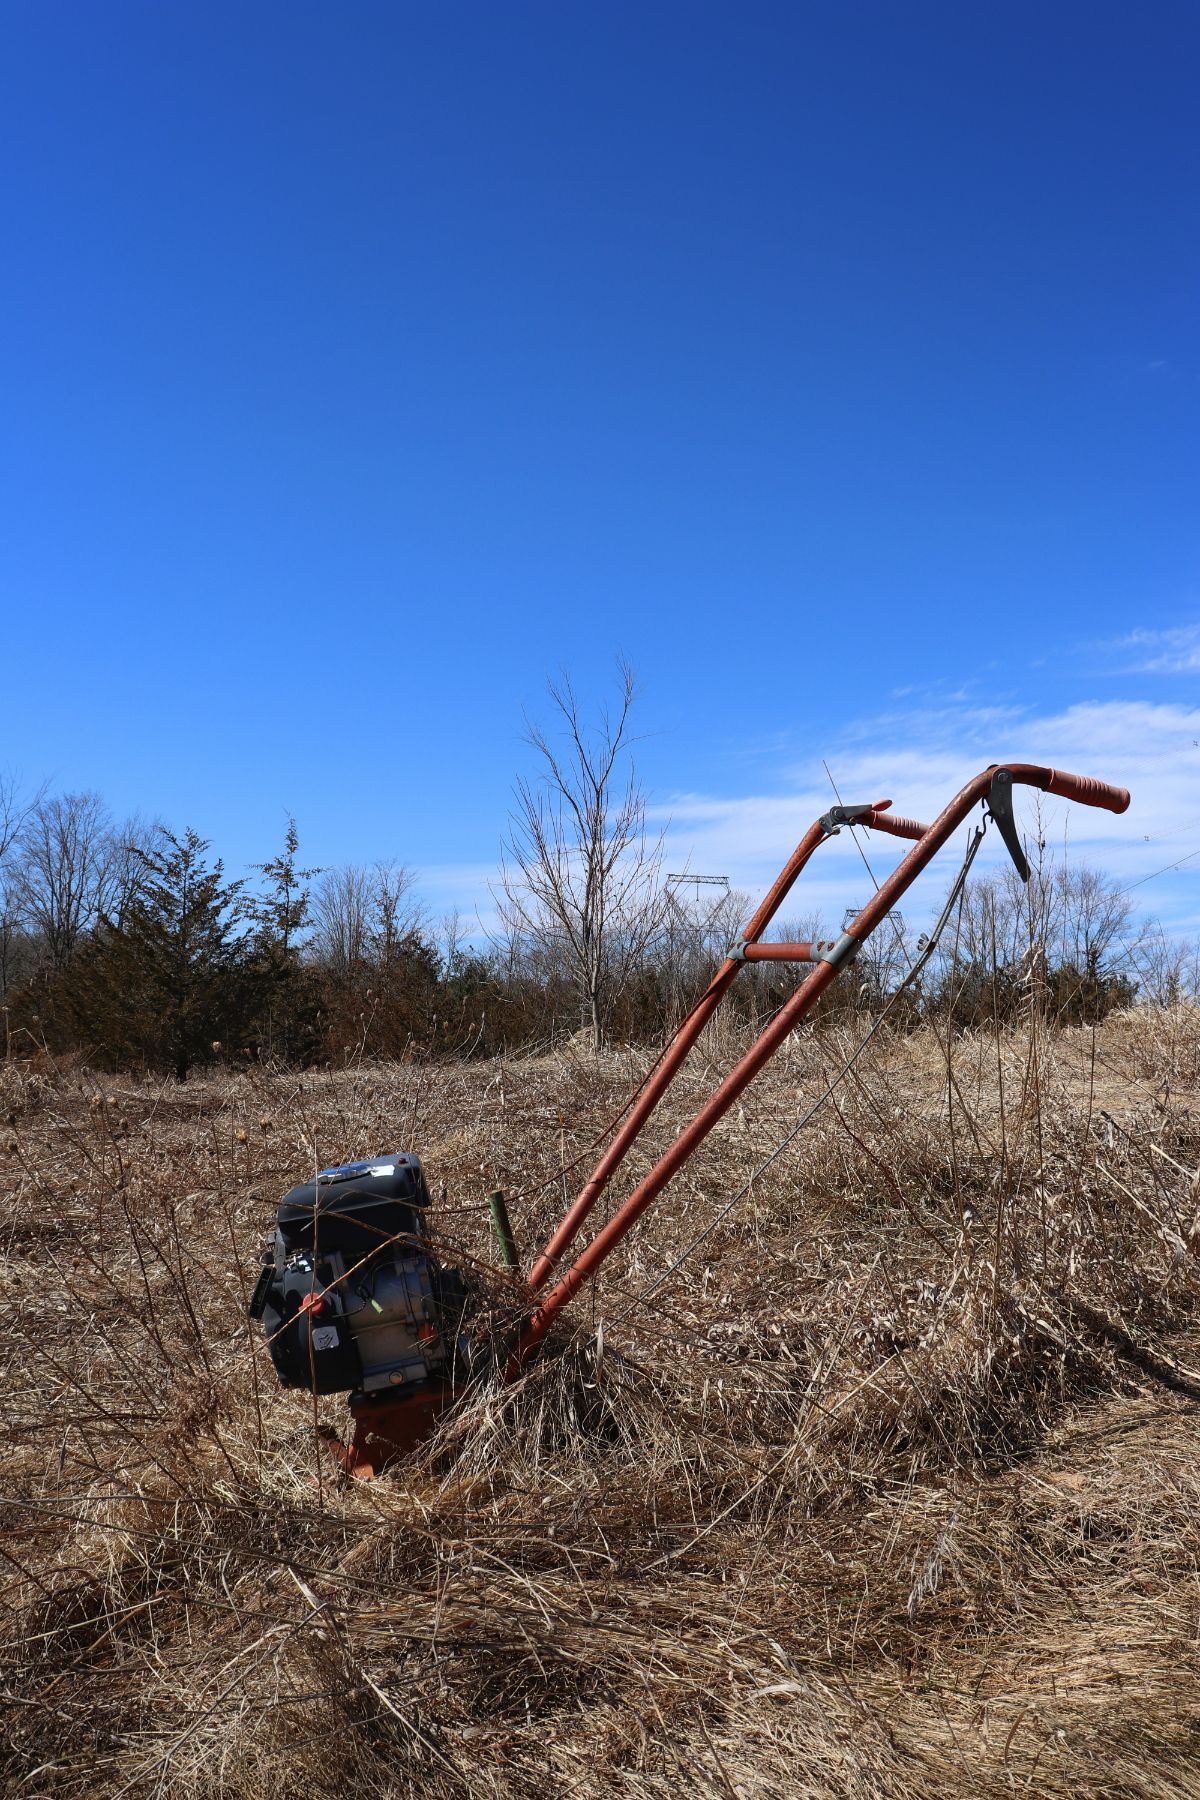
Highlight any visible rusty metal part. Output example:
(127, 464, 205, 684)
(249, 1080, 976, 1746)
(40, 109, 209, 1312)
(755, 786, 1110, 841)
(741, 940, 824, 962)
(1041, 768, 1130, 811)
(511, 761, 1129, 1373)
(860, 807, 931, 842)
(526, 800, 931, 1293)
(740, 937, 865, 965)
(331, 1387, 453, 1478)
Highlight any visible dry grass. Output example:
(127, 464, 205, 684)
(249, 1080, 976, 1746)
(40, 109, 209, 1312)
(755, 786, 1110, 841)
(3, 1002, 1200, 1797)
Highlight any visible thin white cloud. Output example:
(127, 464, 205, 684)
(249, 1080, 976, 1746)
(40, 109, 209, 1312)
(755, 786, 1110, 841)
(652, 698, 1200, 934)
(1115, 623, 1200, 675)
(411, 860, 505, 926)
(412, 698, 1200, 946)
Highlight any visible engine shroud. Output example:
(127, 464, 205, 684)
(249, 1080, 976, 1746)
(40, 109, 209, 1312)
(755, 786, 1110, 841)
(250, 1153, 461, 1401)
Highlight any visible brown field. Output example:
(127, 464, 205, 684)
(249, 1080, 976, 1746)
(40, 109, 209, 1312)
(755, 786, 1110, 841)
(3, 1004, 1200, 1798)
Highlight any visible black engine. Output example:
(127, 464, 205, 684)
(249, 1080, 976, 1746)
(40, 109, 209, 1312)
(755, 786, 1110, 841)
(248, 1152, 465, 1402)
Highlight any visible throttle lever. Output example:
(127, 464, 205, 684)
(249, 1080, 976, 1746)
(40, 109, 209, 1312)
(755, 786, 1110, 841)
(820, 797, 891, 835)
(987, 768, 1031, 882)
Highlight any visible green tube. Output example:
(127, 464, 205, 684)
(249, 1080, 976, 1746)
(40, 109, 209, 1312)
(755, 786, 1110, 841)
(487, 1189, 520, 1274)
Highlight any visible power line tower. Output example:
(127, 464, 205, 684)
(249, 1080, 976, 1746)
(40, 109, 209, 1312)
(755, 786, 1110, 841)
(665, 872, 730, 910)
(663, 874, 732, 1027)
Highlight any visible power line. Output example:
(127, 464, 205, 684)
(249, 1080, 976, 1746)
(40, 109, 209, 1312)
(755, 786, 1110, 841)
(1122, 844, 1200, 894)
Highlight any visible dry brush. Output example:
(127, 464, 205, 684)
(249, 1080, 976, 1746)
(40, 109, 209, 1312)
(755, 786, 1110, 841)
(3, 1003, 1200, 1796)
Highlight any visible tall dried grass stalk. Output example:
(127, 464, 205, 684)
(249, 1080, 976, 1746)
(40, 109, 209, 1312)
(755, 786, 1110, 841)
(3, 1003, 1200, 1795)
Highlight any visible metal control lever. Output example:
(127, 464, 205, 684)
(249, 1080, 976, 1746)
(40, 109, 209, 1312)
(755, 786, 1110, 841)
(820, 798, 889, 834)
(987, 768, 1031, 882)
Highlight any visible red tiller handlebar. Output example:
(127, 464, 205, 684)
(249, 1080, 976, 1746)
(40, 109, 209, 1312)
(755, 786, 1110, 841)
(741, 940, 836, 962)
(1040, 768, 1130, 813)
(513, 761, 1130, 1371)
(525, 796, 932, 1291)
(861, 806, 930, 841)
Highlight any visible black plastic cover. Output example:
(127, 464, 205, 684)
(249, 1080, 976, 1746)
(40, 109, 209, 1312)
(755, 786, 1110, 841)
(277, 1152, 431, 1256)
(258, 1261, 362, 1393)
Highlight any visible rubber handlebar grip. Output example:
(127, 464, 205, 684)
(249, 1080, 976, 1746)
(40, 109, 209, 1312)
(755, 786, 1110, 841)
(1043, 769, 1131, 815)
(864, 809, 929, 841)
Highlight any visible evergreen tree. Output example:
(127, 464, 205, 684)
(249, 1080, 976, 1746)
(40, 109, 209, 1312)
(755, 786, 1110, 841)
(250, 817, 318, 958)
(98, 828, 252, 1080)
(247, 818, 321, 1062)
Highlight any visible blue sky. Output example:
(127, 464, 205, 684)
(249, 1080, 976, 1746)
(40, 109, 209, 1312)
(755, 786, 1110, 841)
(2, 2, 1198, 936)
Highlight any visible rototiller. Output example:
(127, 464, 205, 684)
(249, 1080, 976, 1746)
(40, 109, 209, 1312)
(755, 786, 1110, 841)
(249, 760, 1130, 1474)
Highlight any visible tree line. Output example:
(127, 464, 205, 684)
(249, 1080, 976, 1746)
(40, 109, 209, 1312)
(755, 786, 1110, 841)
(1, 679, 1192, 1079)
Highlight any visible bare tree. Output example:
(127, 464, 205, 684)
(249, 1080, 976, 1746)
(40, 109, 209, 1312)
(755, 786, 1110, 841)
(1051, 863, 1139, 977)
(440, 907, 465, 974)
(0, 889, 26, 1001)
(497, 662, 665, 1051)
(103, 814, 159, 930)
(371, 861, 422, 966)
(850, 905, 914, 1006)
(0, 771, 42, 870)
(1130, 923, 1198, 1005)
(930, 847, 1152, 1024)
(0, 772, 43, 997)
(310, 865, 374, 978)
(15, 791, 116, 970)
